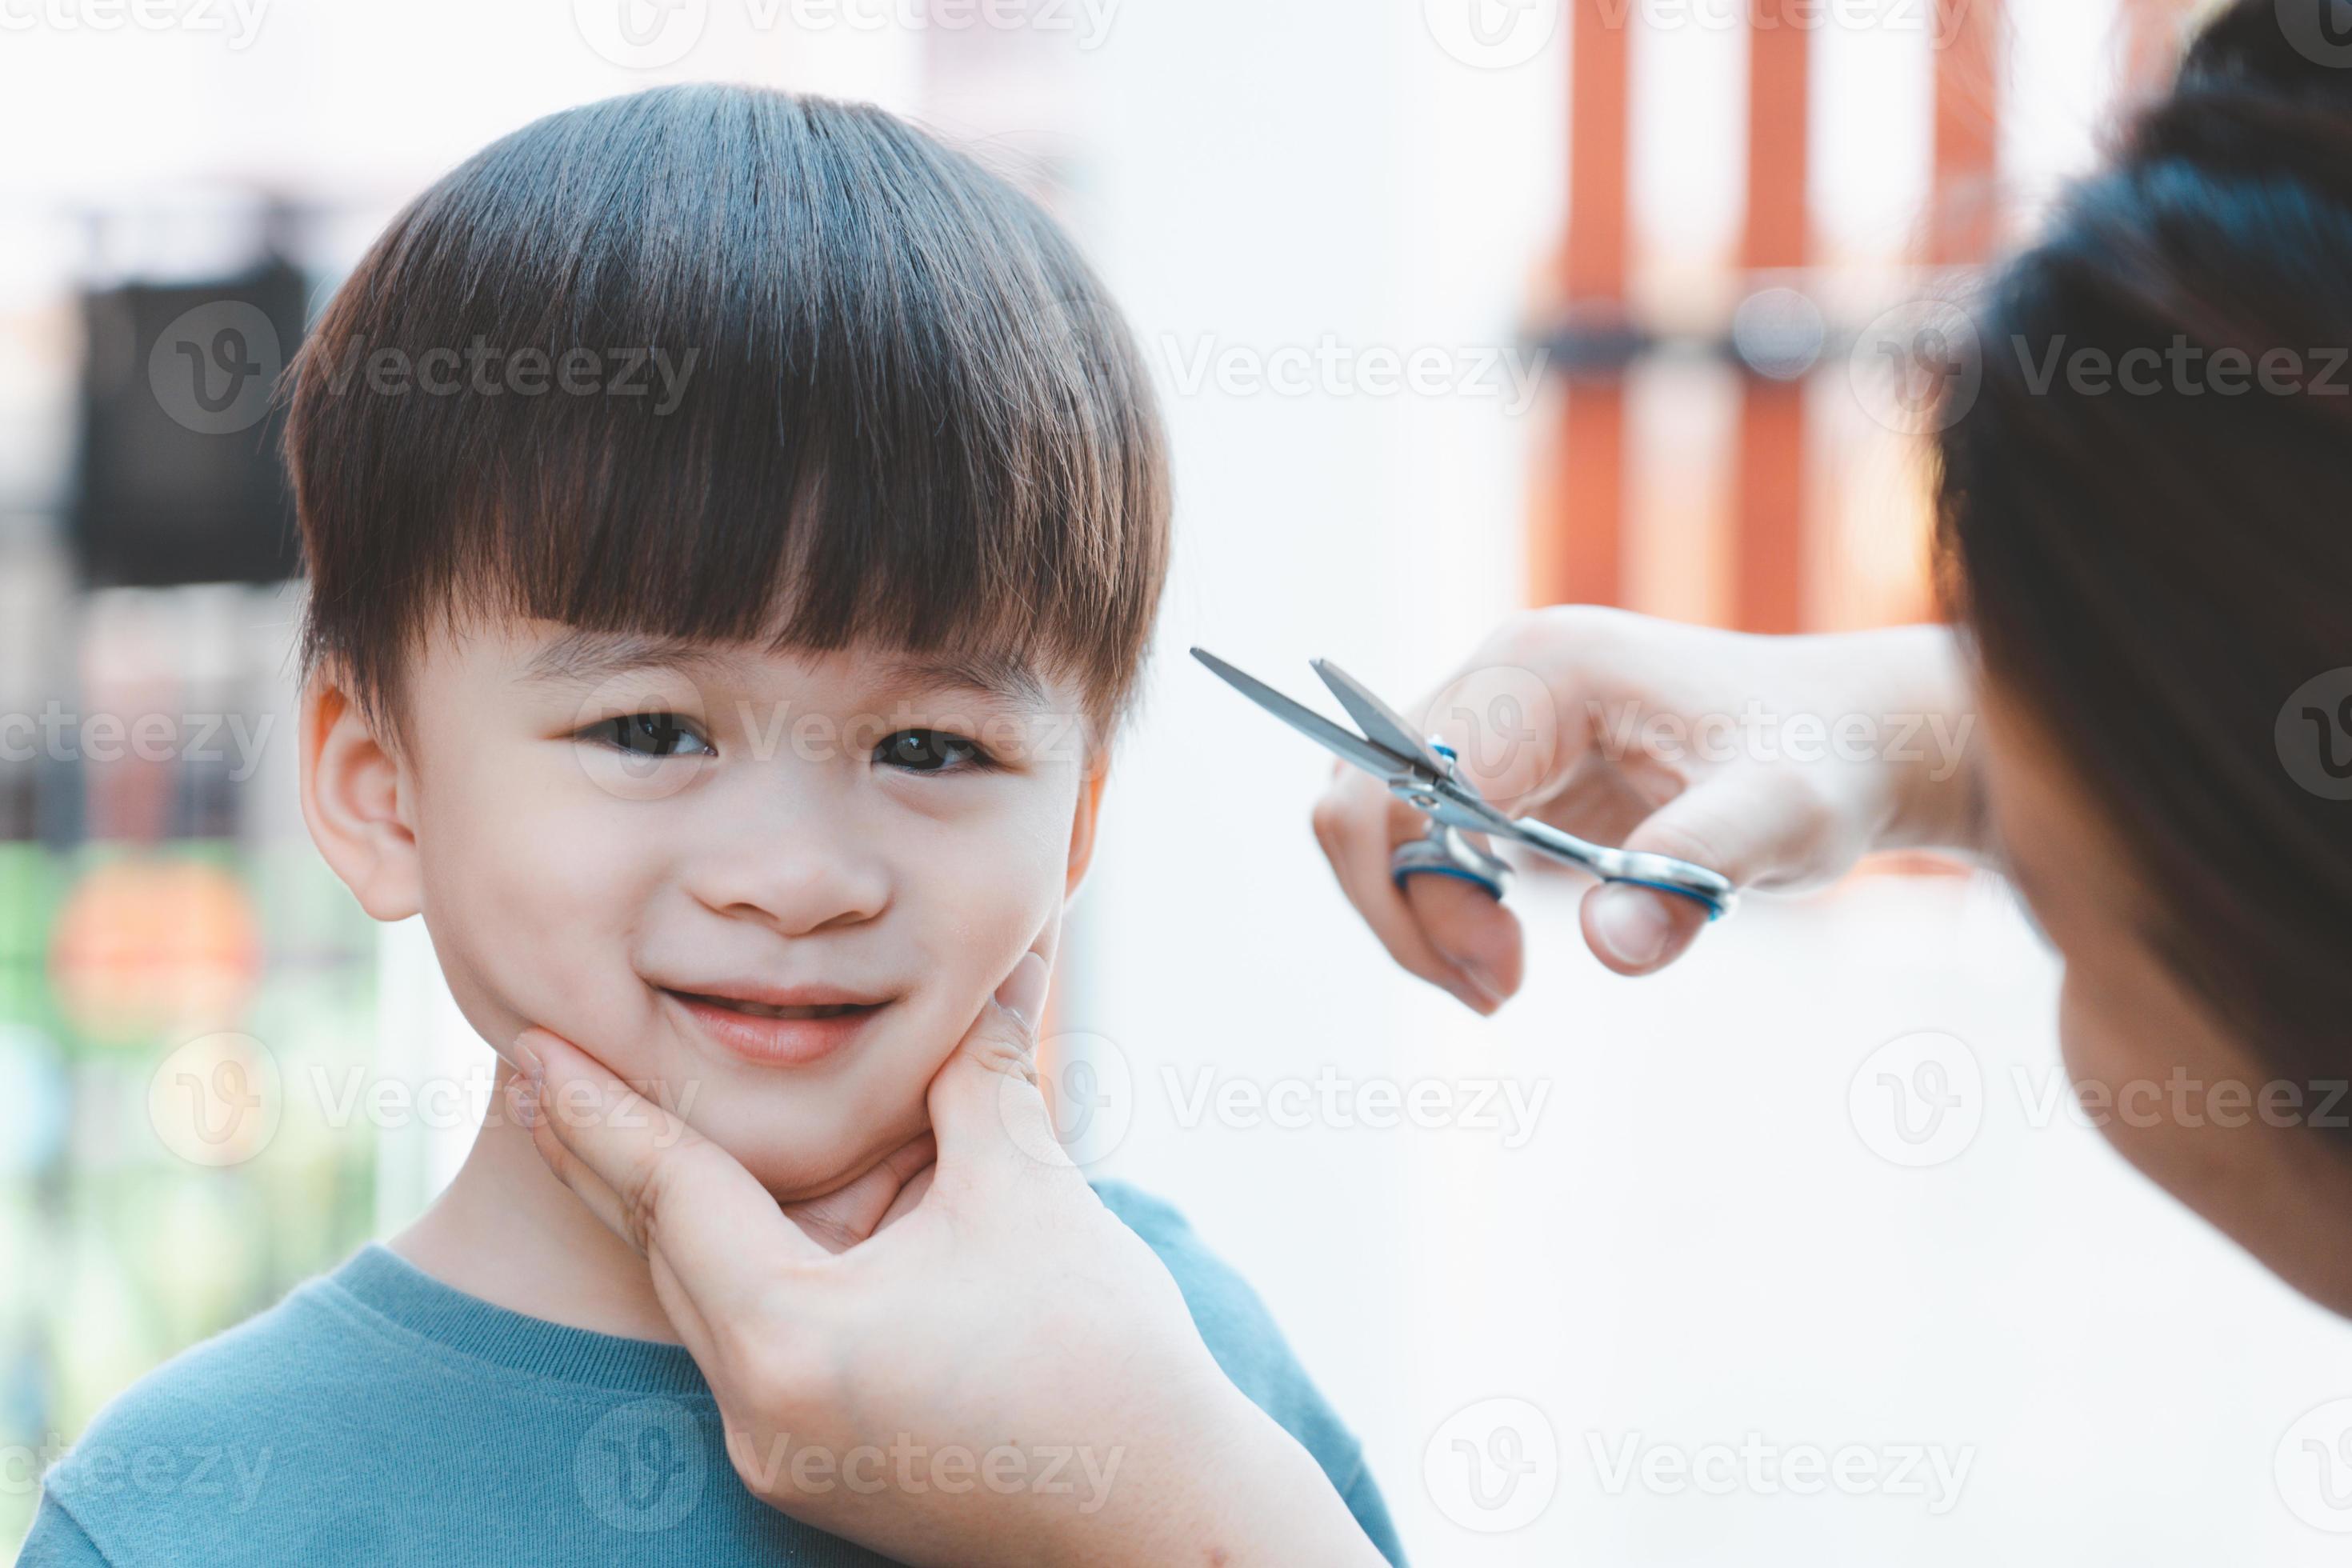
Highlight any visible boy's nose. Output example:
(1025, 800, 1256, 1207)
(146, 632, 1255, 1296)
(683, 842, 891, 936)
(678, 792, 892, 936)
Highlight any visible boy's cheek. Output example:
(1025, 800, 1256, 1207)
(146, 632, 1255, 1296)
(416, 790, 666, 1063)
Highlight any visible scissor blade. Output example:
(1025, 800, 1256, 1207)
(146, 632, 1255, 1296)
(1311, 659, 1452, 778)
(1190, 647, 1420, 783)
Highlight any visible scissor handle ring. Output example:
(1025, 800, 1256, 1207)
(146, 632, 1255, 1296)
(1390, 827, 1510, 902)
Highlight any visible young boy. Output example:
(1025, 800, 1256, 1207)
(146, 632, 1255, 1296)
(22, 86, 1403, 1565)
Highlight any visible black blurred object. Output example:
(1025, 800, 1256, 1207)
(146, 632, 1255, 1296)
(71, 257, 306, 588)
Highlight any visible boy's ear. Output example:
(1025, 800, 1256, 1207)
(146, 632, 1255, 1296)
(300, 674, 422, 922)
(1064, 747, 1111, 900)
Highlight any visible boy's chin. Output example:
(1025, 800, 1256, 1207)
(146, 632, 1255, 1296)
(702, 1112, 929, 1206)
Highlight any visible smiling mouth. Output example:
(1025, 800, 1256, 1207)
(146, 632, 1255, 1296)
(661, 987, 891, 1068)
(666, 991, 880, 1021)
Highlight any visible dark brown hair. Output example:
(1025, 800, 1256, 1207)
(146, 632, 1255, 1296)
(1936, 0, 2352, 1092)
(282, 85, 1169, 749)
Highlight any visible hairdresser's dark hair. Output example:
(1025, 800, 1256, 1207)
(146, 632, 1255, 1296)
(1935, 0, 2352, 1096)
(282, 85, 1168, 746)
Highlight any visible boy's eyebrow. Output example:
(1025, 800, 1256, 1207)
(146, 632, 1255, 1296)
(522, 630, 1050, 708)
(520, 632, 738, 687)
(868, 650, 1051, 710)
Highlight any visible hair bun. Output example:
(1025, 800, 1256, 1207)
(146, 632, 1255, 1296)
(2184, 0, 2352, 92)
(2125, 0, 2352, 202)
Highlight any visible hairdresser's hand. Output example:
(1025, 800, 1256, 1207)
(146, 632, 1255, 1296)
(505, 956, 1384, 1568)
(1312, 607, 1983, 1007)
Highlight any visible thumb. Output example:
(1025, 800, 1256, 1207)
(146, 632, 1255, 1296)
(1581, 776, 1786, 975)
(926, 951, 1073, 1182)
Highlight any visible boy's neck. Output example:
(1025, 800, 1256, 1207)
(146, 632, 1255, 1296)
(386, 1066, 682, 1342)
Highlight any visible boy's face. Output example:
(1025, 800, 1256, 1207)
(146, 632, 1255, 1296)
(303, 615, 1105, 1200)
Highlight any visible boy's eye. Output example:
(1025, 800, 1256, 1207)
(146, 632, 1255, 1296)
(583, 713, 714, 758)
(878, 728, 985, 774)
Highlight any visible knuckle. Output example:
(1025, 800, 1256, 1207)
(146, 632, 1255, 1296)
(963, 1030, 1039, 1086)
(618, 1146, 686, 1256)
(1635, 813, 1726, 875)
(1510, 602, 1617, 663)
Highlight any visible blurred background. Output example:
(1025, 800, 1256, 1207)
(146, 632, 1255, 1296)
(8, 0, 2349, 1562)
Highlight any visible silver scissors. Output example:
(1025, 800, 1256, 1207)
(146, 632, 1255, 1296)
(1191, 646, 1738, 920)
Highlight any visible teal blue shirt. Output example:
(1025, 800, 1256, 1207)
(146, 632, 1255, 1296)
(19, 1182, 1403, 1566)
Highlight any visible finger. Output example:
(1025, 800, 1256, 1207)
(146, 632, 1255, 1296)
(779, 1131, 937, 1252)
(875, 1162, 935, 1231)
(925, 951, 1081, 1187)
(1402, 862, 1526, 1003)
(1578, 774, 1794, 974)
(506, 1069, 638, 1241)
(1310, 765, 1505, 1013)
(514, 1027, 829, 1316)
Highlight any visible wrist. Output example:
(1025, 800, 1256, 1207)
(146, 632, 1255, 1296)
(1860, 625, 1988, 858)
(1079, 1382, 1382, 1568)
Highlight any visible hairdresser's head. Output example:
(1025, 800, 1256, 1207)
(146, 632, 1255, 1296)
(1937, 0, 2352, 1310)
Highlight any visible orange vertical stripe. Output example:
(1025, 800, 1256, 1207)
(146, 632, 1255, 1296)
(1931, 0, 2002, 265)
(1534, 0, 1632, 610)
(1734, 1, 1810, 633)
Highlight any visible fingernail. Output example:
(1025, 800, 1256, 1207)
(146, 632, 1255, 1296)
(1593, 886, 1674, 970)
(994, 951, 1049, 1034)
(505, 1072, 542, 1130)
(510, 1031, 546, 1083)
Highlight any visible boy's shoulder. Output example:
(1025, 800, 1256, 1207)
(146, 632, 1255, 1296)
(24, 1270, 385, 1566)
(1092, 1178, 1358, 1442)
(1089, 1178, 1402, 1562)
